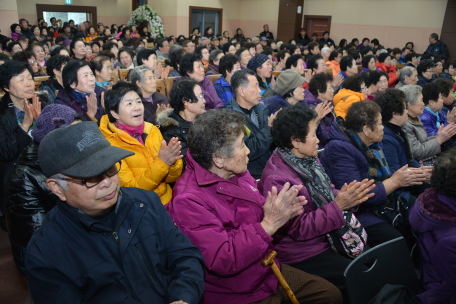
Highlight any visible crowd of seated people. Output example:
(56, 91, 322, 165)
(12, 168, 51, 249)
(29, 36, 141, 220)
(1, 16, 456, 304)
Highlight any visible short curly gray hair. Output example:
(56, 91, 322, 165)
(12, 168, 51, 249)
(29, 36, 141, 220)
(128, 65, 152, 85)
(399, 84, 422, 107)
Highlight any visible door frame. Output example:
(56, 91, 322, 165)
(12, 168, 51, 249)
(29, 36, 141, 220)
(189, 6, 223, 36)
(303, 15, 332, 37)
(36, 4, 97, 26)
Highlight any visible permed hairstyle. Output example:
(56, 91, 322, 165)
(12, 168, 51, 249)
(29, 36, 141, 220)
(345, 100, 381, 133)
(271, 104, 318, 150)
(431, 148, 456, 200)
(374, 88, 407, 122)
(188, 109, 247, 170)
(169, 78, 199, 112)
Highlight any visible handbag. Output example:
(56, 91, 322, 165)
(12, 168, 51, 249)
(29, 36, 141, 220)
(374, 192, 409, 228)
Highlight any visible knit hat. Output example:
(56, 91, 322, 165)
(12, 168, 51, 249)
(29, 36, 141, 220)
(62, 39, 72, 47)
(274, 69, 306, 96)
(247, 54, 269, 72)
(31, 104, 79, 143)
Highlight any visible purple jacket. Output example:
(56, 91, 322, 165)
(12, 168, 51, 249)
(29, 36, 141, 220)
(205, 63, 219, 76)
(174, 75, 223, 110)
(409, 188, 456, 304)
(54, 86, 105, 124)
(258, 151, 345, 264)
(419, 107, 448, 137)
(359, 67, 379, 74)
(166, 151, 279, 304)
(320, 120, 387, 227)
(304, 89, 335, 148)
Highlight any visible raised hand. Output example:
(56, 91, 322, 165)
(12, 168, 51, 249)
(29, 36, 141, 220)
(158, 137, 183, 166)
(274, 62, 283, 72)
(270, 75, 276, 90)
(156, 103, 169, 115)
(335, 179, 376, 211)
(304, 69, 314, 83)
(261, 183, 307, 236)
(100, 91, 106, 111)
(162, 65, 170, 79)
(314, 100, 333, 123)
(446, 107, 456, 124)
(20, 100, 34, 132)
(436, 123, 456, 144)
(332, 74, 344, 88)
(86, 92, 98, 118)
(30, 94, 41, 120)
(268, 109, 281, 127)
(391, 165, 427, 188)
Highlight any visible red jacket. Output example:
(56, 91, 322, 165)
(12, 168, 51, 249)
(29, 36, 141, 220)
(376, 61, 398, 87)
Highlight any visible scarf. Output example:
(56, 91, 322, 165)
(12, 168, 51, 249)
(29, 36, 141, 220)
(349, 129, 391, 183)
(276, 148, 335, 207)
(96, 81, 110, 87)
(115, 121, 145, 145)
(72, 90, 91, 99)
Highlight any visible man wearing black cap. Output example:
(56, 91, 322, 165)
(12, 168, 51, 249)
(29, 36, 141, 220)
(60, 23, 74, 40)
(25, 121, 205, 304)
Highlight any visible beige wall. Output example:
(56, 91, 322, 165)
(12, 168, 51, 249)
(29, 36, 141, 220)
(149, 0, 278, 38)
(0, 0, 19, 36)
(15, 0, 131, 27)
(303, 0, 448, 53)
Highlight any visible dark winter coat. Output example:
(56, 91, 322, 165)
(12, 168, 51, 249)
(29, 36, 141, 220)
(0, 95, 31, 214)
(156, 109, 191, 170)
(38, 78, 63, 104)
(320, 118, 387, 228)
(5, 142, 57, 274)
(25, 187, 205, 304)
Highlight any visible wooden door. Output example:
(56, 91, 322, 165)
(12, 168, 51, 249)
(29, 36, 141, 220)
(303, 15, 332, 40)
(277, 0, 304, 43)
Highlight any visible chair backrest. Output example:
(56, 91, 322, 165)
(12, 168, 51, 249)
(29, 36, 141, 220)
(203, 65, 208, 73)
(156, 79, 166, 95)
(396, 63, 405, 70)
(34, 76, 49, 91)
(112, 70, 119, 83)
(326, 67, 332, 75)
(157, 59, 165, 67)
(119, 69, 130, 81)
(272, 71, 282, 78)
(164, 76, 179, 99)
(147, 43, 154, 49)
(42, 66, 47, 75)
(358, 65, 363, 74)
(0, 88, 5, 97)
(55, 90, 59, 97)
(209, 74, 221, 85)
(344, 237, 420, 304)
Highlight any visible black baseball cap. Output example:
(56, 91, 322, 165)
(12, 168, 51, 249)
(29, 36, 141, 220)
(38, 121, 134, 178)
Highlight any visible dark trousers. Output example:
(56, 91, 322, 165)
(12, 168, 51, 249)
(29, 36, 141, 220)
(290, 249, 352, 292)
(364, 222, 403, 248)
(253, 263, 343, 304)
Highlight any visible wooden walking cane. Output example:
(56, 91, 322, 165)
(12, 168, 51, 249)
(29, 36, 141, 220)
(261, 251, 300, 304)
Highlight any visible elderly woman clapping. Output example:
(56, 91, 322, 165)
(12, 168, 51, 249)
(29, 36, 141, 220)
(167, 109, 343, 304)
(321, 101, 427, 247)
(100, 82, 182, 205)
(259, 104, 375, 293)
(128, 66, 169, 124)
(400, 84, 456, 164)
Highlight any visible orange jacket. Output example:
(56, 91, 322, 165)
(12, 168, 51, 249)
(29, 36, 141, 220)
(85, 33, 100, 43)
(326, 60, 341, 77)
(376, 61, 398, 87)
(333, 88, 365, 119)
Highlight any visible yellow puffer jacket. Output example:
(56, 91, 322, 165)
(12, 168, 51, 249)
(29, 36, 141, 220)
(99, 115, 183, 204)
(333, 88, 365, 119)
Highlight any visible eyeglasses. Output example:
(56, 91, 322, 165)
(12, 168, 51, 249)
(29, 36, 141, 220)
(361, 87, 368, 90)
(56, 162, 121, 188)
(197, 93, 205, 100)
